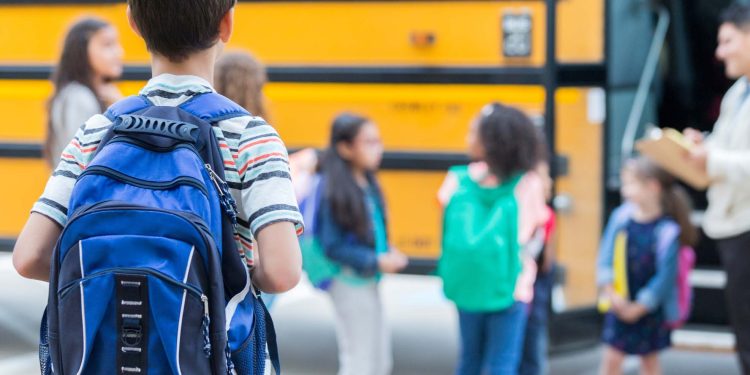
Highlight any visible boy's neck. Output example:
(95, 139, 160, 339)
(150, 49, 219, 86)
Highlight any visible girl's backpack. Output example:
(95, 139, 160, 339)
(653, 220, 696, 328)
(670, 245, 696, 328)
(298, 175, 340, 289)
(437, 165, 523, 312)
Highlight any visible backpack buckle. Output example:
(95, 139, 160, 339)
(121, 327, 143, 347)
(121, 317, 143, 346)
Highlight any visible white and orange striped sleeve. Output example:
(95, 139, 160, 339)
(31, 114, 111, 227)
(235, 117, 304, 237)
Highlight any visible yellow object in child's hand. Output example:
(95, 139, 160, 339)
(598, 231, 630, 313)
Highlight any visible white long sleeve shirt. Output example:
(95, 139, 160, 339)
(705, 77, 750, 239)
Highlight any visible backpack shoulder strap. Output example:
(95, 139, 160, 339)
(504, 173, 524, 191)
(655, 219, 681, 258)
(612, 203, 634, 229)
(303, 174, 324, 237)
(104, 95, 153, 121)
(448, 165, 471, 186)
(179, 92, 250, 122)
(180, 92, 283, 374)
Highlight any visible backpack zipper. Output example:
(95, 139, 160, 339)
(58, 267, 203, 300)
(67, 201, 212, 235)
(79, 165, 209, 198)
(107, 136, 201, 155)
(201, 294, 212, 358)
(100, 135, 238, 227)
(205, 164, 238, 226)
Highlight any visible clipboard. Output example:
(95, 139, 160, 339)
(635, 128, 710, 190)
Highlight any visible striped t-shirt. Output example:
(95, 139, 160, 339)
(33, 74, 304, 268)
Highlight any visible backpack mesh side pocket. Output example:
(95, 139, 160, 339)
(231, 296, 268, 375)
(39, 308, 52, 375)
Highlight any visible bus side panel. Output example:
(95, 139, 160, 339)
(267, 83, 545, 152)
(0, 2, 550, 67)
(0, 5, 147, 64)
(557, 0, 604, 63)
(0, 80, 49, 141)
(0, 159, 50, 238)
(554, 88, 604, 309)
(379, 171, 446, 259)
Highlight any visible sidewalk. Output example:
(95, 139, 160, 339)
(0, 253, 46, 374)
(0, 254, 741, 375)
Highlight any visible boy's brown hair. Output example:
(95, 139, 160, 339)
(128, 0, 235, 63)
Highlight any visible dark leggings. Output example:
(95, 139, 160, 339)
(717, 231, 750, 375)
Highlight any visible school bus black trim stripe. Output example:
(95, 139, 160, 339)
(0, 141, 467, 170)
(0, 237, 15, 251)
(0, 64, 606, 86)
(286, 148, 469, 171)
(379, 151, 468, 170)
(0, 143, 43, 158)
(402, 258, 438, 275)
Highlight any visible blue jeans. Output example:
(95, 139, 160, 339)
(456, 302, 528, 375)
(519, 268, 554, 375)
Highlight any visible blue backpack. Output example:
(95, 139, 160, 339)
(40, 93, 280, 375)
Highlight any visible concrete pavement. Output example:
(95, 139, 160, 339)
(0, 253, 741, 375)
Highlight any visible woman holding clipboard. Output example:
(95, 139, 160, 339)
(684, 4, 750, 373)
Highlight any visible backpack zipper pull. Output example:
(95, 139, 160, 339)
(205, 164, 239, 226)
(225, 344, 236, 374)
(205, 164, 226, 197)
(201, 294, 212, 358)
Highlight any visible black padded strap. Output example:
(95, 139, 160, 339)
(116, 275, 149, 375)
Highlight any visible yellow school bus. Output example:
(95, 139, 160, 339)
(9, 0, 731, 347)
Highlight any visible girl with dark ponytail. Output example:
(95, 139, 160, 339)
(316, 113, 408, 375)
(597, 157, 698, 375)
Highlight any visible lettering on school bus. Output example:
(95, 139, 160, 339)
(395, 236, 434, 252)
(391, 102, 462, 114)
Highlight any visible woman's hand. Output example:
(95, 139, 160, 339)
(683, 128, 705, 144)
(687, 143, 709, 173)
(682, 127, 709, 172)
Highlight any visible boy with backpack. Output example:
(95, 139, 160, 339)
(13, 1, 303, 374)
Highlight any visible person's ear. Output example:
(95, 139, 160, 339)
(126, 6, 142, 38)
(219, 7, 234, 43)
(336, 141, 354, 161)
